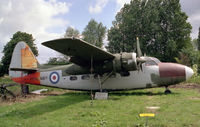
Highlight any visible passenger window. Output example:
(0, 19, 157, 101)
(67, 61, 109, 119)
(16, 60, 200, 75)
(81, 75, 90, 80)
(145, 60, 157, 66)
(94, 74, 103, 79)
(70, 76, 77, 81)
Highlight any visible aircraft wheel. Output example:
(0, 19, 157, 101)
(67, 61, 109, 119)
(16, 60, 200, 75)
(164, 89, 171, 94)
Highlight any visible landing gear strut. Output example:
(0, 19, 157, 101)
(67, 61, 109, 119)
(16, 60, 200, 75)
(164, 86, 171, 94)
(97, 71, 114, 92)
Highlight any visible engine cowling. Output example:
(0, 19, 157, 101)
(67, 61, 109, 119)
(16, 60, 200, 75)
(96, 52, 137, 74)
(116, 52, 137, 72)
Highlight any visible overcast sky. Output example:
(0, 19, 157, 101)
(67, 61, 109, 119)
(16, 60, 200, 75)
(0, 0, 199, 64)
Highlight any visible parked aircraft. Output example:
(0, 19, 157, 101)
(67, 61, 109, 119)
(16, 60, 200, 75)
(9, 37, 194, 94)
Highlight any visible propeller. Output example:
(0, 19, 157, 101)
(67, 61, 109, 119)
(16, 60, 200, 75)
(120, 33, 125, 72)
(136, 37, 146, 71)
(136, 37, 142, 57)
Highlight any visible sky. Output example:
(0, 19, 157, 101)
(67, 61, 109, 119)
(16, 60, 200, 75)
(0, 0, 200, 64)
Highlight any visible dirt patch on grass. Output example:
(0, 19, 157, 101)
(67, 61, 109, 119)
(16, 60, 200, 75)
(0, 94, 45, 106)
(189, 97, 200, 100)
(170, 83, 200, 92)
(0, 91, 65, 106)
(146, 106, 160, 113)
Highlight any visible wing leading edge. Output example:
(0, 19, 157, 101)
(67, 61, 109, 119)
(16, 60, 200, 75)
(42, 38, 115, 66)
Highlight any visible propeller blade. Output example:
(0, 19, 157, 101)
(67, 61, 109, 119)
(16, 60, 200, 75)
(145, 0, 149, 6)
(137, 57, 146, 63)
(137, 57, 146, 71)
(136, 37, 142, 57)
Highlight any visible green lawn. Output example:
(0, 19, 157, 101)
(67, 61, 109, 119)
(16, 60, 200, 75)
(0, 87, 200, 127)
(0, 76, 200, 127)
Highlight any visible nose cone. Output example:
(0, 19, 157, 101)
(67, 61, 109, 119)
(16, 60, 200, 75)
(185, 66, 194, 80)
(158, 63, 189, 85)
(159, 63, 186, 78)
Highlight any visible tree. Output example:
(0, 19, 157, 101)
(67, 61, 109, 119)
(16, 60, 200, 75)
(191, 39, 198, 51)
(107, 0, 192, 62)
(46, 57, 69, 65)
(197, 27, 200, 50)
(0, 61, 3, 76)
(64, 26, 80, 38)
(82, 19, 106, 48)
(0, 31, 38, 76)
(175, 47, 200, 67)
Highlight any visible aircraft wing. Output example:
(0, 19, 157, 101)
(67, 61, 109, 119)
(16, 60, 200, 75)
(42, 38, 115, 66)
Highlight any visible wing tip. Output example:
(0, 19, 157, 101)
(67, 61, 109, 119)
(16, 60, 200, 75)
(42, 37, 80, 45)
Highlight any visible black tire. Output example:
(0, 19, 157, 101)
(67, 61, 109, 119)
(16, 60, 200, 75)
(165, 89, 171, 94)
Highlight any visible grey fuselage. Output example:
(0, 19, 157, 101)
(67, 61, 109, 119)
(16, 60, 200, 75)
(36, 58, 191, 91)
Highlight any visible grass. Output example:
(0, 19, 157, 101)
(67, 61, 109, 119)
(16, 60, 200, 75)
(0, 88, 200, 127)
(0, 76, 200, 127)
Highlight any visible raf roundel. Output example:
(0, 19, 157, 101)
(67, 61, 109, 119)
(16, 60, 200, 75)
(49, 72, 59, 84)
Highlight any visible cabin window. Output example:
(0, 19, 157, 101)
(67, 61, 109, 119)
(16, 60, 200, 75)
(81, 75, 90, 80)
(94, 74, 103, 79)
(70, 76, 77, 81)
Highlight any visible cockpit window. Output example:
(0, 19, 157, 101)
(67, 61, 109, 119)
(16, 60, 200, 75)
(151, 57, 161, 64)
(145, 60, 157, 66)
(145, 57, 160, 66)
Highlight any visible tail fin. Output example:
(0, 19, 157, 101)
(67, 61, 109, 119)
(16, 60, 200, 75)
(9, 42, 38, 72)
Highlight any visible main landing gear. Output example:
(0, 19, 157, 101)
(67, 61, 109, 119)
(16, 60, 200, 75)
(97, 71, 114, 92)
(164, 86, 171, 94)
(93, 72, 114, 100)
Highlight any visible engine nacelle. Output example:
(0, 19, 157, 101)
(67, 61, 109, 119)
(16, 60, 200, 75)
(96, 52, 137, 74)
(114, 52, 137, 72)
(122, 52, 137, 71)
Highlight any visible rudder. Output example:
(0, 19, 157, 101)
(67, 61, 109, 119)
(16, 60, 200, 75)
(9, 42, 38, 77)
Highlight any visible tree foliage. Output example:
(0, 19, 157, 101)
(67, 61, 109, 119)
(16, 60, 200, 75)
(46, 57, 69, 65)
(0, 31, 38, 76)
(107, 0, 192, 62)
(0, 62, 3, 76)
(197, 27, 200, 50)
(175, 47, 200, 68)
(64, 26, 80, 38)
(174, 52, 190, 66)
(82, 19, 106, 48)
(191, 39, 198, 51)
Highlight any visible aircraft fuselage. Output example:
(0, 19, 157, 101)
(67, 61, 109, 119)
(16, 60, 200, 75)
(11, 61, 193, 91)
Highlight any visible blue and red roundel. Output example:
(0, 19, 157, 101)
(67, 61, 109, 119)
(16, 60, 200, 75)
(49, 72, 59, 84)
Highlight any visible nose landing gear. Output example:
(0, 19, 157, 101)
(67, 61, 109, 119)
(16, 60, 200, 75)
(164, 86, 171, 94)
